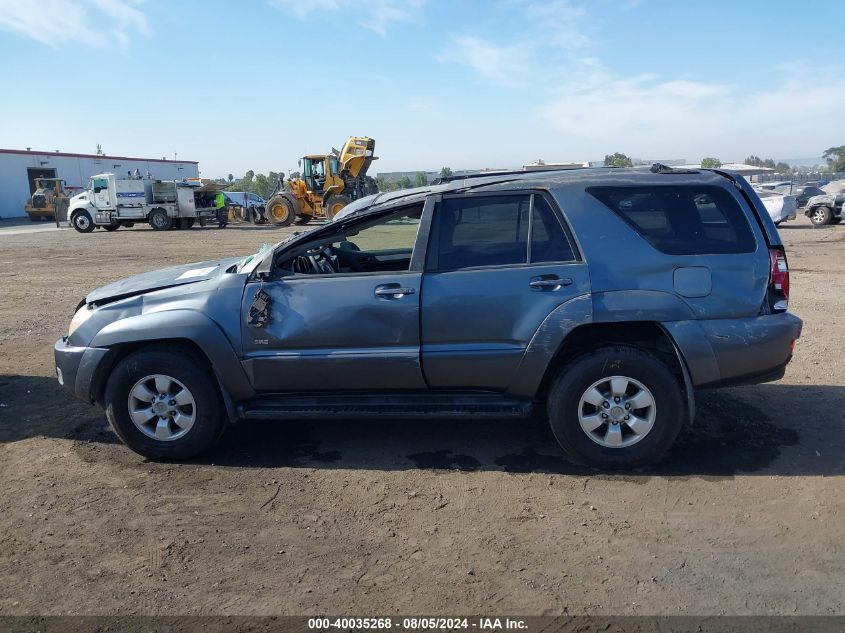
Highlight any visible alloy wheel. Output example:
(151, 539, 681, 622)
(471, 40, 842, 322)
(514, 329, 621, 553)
(577, 375, 657, 448)
(127, 374, 196, 441)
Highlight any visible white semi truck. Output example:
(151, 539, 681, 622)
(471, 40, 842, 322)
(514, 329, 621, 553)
(68, 173, 224, 233)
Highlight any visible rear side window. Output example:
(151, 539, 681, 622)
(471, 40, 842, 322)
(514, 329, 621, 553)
(587, 185, 756, 255)
(427, 194, 577, 271)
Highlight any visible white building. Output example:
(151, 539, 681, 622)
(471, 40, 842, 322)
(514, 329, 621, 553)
(0, 148, 199, 218)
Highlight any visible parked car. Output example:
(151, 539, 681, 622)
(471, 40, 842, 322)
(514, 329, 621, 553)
(756, 189, 798, 225)
(804, 192, 845, 225)
(54, 167, 801, 469)
(772, 184, 825, 208)
(224, 191, 266, 222)
(753, 181, 792, 191)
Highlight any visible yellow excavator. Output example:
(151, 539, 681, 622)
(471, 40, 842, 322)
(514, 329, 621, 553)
(25, 177, 70, 223)
(263, 136, 378, 225)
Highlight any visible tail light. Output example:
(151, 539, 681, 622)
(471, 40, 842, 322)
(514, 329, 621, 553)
(768, 247, 789, 312)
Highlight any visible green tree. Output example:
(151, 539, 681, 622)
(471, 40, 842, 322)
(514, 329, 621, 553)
(745, 155, 763, 167)
(700, 157, 722, 168)
(823, 146, 845, 172)
(397, 175, 412, 189)
(414, 171, 428, 187)
(253, 173, 271, 198)
(227, 173, 234, 183)
(439, 166, 453, 179)
(376, 176, 390, 192)
(603, 152, 633, 167)
(775, 162, 792, 174)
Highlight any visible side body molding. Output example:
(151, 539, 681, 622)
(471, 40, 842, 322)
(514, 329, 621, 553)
(91, 309, 255, 401)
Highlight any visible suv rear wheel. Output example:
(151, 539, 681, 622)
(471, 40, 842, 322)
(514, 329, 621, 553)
(547, 346, 685, 469)
(104, 347, 226, 460)
(809, 206, 832, 225)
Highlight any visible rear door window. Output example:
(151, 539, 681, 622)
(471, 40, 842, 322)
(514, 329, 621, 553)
(429, 195, 531, 270)
(427, 193, 578, 270)
(587, 185, 756, 255)
(530, 195, 576, 263)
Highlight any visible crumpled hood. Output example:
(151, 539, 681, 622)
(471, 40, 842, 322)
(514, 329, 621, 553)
(86, 257, 241, 304)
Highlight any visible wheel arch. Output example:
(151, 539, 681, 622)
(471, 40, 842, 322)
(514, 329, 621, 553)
(69, 204, 94, 220)
(89, 310, 254, 420)
(534, 321, 696, 423)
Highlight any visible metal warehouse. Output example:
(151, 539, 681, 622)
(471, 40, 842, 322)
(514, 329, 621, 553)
(0, 148, 199, 218)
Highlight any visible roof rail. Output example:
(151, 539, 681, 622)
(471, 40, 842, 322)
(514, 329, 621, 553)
(434, 166, 592, 184)
(649, 163, 700, 174)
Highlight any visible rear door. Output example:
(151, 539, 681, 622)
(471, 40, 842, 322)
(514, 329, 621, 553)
(420, 192, 590, 390)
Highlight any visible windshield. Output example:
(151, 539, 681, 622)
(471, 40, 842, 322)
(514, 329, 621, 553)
(236, 239, 296, 274)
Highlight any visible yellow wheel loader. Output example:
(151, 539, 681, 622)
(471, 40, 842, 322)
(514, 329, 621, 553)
(25, 178, 70, 223)
(263, 136, 378, 226)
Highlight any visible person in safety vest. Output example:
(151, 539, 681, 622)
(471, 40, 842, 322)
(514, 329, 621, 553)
(215, 191, 228, 228)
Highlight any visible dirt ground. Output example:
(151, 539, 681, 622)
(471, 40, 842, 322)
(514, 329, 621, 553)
(0, 216, 843, 616)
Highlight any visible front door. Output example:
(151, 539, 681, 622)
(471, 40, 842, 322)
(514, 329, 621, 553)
(421, 192, 590, 390)
(241, 205, 427, 392)
(92, 177, 112, 209)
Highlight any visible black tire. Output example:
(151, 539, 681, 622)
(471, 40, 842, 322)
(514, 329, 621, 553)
(122, 222, 135, 228)
(104, 346, 227, 460)
(832, 217, 842, 225)
(148, 208, 172, 231)
(547, 346, 686, 469)
(324, 194, 351, 220)
(71, 210, 95, 233)
(295, 214, 312, 225)
(809, 206, 832, 225)
(265, 195, 295, 226)
(177, 218, 194, 230)
(186, 218, 195, 228)
(103, 223, 119, 232)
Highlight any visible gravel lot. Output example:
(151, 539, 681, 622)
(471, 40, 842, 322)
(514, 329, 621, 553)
(0, 217, 843, 615)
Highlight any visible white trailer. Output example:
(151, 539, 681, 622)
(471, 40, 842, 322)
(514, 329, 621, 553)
(67, 173, 223, 233)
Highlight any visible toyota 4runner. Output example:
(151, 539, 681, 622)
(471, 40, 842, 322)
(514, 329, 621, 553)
(54, 166, 802, 468)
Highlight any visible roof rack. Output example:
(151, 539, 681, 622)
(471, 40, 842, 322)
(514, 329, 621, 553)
(649, 163, 700, 174)
(434, 166, 592, 184)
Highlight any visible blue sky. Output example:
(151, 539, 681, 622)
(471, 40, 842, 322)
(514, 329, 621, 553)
(0, 0, 843, 178)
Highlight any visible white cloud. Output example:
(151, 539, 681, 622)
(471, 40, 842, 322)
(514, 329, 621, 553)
(438, 0, 588, 86)
(269, 0, 423, 36)
(538, 62, 845, 159)
(436, 36, 531, 87)
(0, 0, 148, 48)
(523, 0, 588, 49)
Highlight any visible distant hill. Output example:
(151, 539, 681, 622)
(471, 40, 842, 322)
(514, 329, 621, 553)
(775, 157, 825, 167)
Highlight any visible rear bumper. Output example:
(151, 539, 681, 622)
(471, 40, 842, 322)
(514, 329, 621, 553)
(700, 312, 802, 387)
(54, 337, 109, 403)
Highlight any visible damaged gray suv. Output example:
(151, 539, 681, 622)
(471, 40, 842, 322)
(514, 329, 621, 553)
(55, 166, 802, 468)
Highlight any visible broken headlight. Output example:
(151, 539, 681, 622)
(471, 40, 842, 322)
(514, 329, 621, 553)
(68, 304, 93, 336)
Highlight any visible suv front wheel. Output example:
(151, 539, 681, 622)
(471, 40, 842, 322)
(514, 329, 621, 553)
(104, 347, 226, 460)
(547, 346, 685, 469)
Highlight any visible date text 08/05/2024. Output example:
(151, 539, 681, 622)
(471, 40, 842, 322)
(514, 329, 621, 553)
(307, 618, 527, 630)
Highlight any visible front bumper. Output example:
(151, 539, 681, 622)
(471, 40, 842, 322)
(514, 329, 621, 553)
(54, 337, 109, 403)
